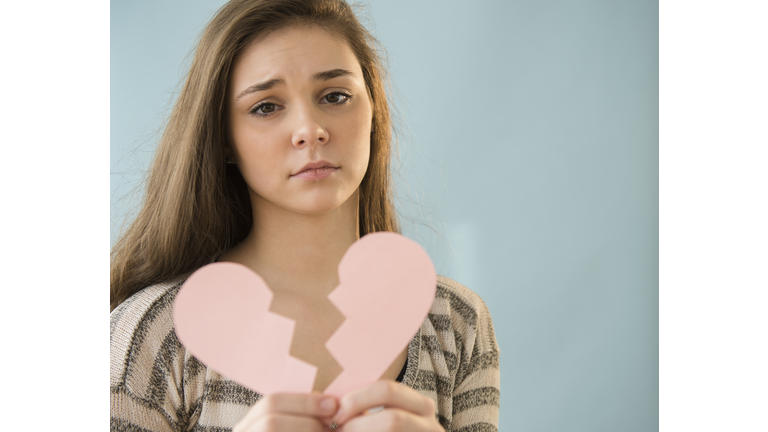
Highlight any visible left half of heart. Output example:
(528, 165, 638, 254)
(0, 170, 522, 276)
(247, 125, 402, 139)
(173, 262, 317, 395)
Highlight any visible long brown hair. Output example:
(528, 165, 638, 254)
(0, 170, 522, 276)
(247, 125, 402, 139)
(111, 0, 399, 311)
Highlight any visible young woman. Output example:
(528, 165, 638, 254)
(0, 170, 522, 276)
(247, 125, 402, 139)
(110, 0, 500, 430)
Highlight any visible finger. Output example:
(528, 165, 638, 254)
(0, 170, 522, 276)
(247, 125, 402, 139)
(237, 393, 337, 429)
(333, 380, 435, 425)
(236, 413, 328, 432)
(336, 407, 437, 432)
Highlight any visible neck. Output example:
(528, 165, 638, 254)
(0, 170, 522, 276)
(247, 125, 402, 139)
(223, 191, 360, 298)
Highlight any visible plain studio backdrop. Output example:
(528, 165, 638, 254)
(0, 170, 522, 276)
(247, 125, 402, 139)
(111, 1, 658, 431)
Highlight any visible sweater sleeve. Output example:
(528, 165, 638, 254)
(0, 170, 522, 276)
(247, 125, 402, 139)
(448, 284, 501, 431)
(110, 281, 194, 432)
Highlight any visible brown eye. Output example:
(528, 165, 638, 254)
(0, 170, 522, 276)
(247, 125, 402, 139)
(321, 92, 351, 105)
(250, 102, 279, 117)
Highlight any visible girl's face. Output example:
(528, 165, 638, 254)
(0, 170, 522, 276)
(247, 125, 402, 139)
(227, 25, 372, 216)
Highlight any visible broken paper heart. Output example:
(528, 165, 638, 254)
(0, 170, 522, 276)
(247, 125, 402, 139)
(173, 232, 437, 397)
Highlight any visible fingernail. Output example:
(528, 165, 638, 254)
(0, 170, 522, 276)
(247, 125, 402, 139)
(320, 397, 337, 413)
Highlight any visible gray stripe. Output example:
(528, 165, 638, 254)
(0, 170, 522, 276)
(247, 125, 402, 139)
(183, 353, 206, 385)
(147, 329, 184, 407)
(421, 334, 457, 360)
(428, 313, 452, 331)
(461, 351, 500, 385)
(436, 286, 478, 330)
(190, 425, 232, 432)
(401, 326, 422, 388)
(110, 417, 157, 432)
(437, 413, 451, 430)
(412, 370, 454, 398)
(421, 334, 459, 373)
(204, 380, 262, 405)
(453, 387, 500, 413)
(452, 328, 466, 375)
(453, 422, 498, 432)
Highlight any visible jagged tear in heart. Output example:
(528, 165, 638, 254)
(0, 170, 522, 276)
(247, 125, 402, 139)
(173, 232, 436, 397)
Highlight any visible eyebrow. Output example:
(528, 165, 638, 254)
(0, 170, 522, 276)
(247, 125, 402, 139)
(312, 68, 354, 82)
(235, 78, 285, 100)
(234, 68, 355, 101)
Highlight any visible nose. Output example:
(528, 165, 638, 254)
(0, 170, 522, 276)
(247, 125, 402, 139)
(291, 107, 329, 148)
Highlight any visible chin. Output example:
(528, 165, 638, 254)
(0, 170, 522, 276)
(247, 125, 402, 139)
(253, 186, 359, 216)
(292, 198, 347, 215)
(292, 189, 358, 215)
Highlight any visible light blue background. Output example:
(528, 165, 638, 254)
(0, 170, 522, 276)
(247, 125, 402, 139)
(111, 1, 658, 430)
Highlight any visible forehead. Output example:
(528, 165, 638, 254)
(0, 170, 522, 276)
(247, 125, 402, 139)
(230, 25, 362, 91)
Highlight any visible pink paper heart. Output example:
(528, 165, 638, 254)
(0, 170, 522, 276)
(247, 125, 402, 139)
(173, 232, 436, 397)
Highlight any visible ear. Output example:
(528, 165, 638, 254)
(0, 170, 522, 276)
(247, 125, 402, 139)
(223, 144, 237, 166)
(223, 139, 237, 158)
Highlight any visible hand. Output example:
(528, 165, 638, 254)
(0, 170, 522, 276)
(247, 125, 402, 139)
(332, 380, 445, 432)
(233, 392, 338, 432)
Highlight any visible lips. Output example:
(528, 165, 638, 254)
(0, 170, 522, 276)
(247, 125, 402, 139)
(291, 160, 339, 180)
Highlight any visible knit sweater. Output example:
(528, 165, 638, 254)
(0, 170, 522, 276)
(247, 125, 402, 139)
(110, 275, 500, 431)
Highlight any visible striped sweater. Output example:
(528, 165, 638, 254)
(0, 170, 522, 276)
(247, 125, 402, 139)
(110, 275, 500, 431)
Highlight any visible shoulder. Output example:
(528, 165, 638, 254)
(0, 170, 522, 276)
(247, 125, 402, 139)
(416, 275, 500, 374)
(430, 276, 499, 354)
(111, 274, 263, 429)
(434, 275, 490, 317)
(110, 275, 190, 391)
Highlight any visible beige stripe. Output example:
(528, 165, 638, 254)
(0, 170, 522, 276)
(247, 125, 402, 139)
(431, 295, 452, 314)
(125, 314, 177, 397)
(197, 400, 251, 428)
(475, 307, 499, 353)
(111, 391, 176, 430)
(451, 404, 500, 429)
(182, 353, 208, 413)
(454, 364, 500, 395)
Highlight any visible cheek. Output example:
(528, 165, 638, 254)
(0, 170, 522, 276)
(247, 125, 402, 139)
(231, 126, 286, 190)
(338, 124, 371, 184)
(347, 106, 373, 172)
